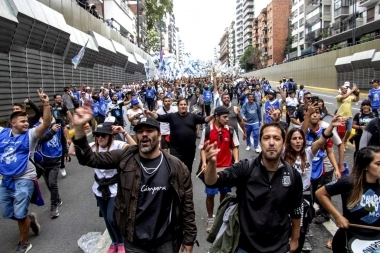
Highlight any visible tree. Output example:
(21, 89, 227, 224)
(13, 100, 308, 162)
(145, 0, 173, 31)
(239, 46, 261, 71)
(146, 28, 161, 53)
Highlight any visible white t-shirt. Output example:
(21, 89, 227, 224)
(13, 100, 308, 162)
(293, 147, 315, 191)
(298, 90, 305, 104)
(156, 106, 178, 135)
(0, 127, 38, 179)
(286, 97, 298, 107)
(213, 91, 221, 109)
(90, 140, 125, 198)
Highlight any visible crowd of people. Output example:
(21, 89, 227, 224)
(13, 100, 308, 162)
(0, 75, 380, 253)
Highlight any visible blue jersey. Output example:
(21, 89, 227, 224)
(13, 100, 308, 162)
(72, 91, 80, 101)
(34, 123, 63, 161)
(0, 128, 30, 177)
(203, 90, 212, 103)
(305, 127, 325, 180)
(263, 83, 271, 93)
(145, 88, 155, 99)
(264, 99, 281, 123)
(368, 88, 380, 110)
(99, 96, 111, 116)
(92, 101, 100, 117)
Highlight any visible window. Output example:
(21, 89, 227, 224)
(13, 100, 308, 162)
(367, 7, 375, 22)
(324, 5, 331, 14)
(299, 18, 304, 27)
(299, 31, 304, 39)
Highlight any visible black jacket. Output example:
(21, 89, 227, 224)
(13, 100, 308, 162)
(207, 154, 303, 253)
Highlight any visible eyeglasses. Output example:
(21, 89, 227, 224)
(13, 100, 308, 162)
(305, 97, 312, 100)
(94, 133, 108, 138)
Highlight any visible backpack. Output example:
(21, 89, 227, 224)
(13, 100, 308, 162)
(288, 82, 297, 91)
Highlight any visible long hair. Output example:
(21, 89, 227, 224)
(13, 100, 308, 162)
(284, 128, 307, 172)
(347, 146, 380, 209)
(92, 134, 114, 152)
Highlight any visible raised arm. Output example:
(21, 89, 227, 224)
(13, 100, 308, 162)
(35, 90, 51, 138)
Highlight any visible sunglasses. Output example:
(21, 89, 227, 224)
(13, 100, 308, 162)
(305, 97, 312, 100)
(94, 133, 108, 138)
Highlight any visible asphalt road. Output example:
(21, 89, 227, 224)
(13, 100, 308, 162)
(0, 87, 358, 253)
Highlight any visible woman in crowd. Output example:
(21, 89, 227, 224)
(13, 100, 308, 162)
(318, 98, 329, 119)
(69, 122, 135, 253)
(127, 98, 144, 142)
(351, 100, 375, 157)
(282, 114, 343, 253)
(316, 146, 380, 252)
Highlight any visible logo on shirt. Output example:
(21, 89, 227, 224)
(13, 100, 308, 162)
(47, 135, 59, 148)
(141, 185, 167, 194)
(0, 146, 17, 164)
(282, 172, 291, 187)
(350, 189, 380, 224)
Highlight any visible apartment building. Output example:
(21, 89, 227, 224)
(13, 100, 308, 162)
(290, 0, 306, 53)
(229, 21, 236, 66)
(314, 0, 380, 49)
(219, 29, 230, 65)
(235, 0, 254, 61)
(178, 38, 185, 64)
(253, 0, 292, 66)
(129, 0, 148, 49)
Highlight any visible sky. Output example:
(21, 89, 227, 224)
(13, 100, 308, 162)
(173, 0, 235, 61)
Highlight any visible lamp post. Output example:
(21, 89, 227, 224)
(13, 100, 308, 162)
(137, 0, 140, 47)
(352, 0, 356, 46)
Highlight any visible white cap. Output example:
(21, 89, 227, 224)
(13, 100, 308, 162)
(100, 86, 104, 89)
(86, 86, 91, 89)
(344, 81, 350, 87)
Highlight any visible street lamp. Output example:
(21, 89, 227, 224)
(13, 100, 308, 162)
(352, 0, 357, 46)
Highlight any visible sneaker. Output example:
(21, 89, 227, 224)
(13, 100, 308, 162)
(206, 218, 214, 233)
(29, 212, 41, 235)
(60, 168, 66, 177)
(245, 146, 251, 151)
(15, 241, 32, 253)
(314, 214, 331, 224)
(107, 244, 117, 253)
(255, 148, 260, 153)
(117, 243, 126, 253)
(302, 239, 312, 252)
(51, 200, 62, 219)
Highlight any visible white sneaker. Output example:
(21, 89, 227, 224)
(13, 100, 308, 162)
(255, 148, 260, 153)
(60, 169, 67, 177)
(246, 146, 251, 151)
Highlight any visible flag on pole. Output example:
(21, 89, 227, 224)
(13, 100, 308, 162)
(72, 39, 89, 69)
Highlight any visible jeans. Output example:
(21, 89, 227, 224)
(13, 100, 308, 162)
(42, 165, 61, 205)
(170, 146, 196, 173)
(245, 124, 259, 148)
(0, 179, 34, 219)
(95, 196, 123, 244)
(146, 98, 155, 111)
(124, 240, 174, 253)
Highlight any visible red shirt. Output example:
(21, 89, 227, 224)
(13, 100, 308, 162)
(201, 125, 239, 167)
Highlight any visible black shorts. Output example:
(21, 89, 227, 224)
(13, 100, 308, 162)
(161, 135, 170, 149)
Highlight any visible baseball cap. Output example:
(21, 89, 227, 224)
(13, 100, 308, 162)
(86, 86, 91, 89)
(93, 122, 113, 136)
(267, 89, 277, 95)
(131, 98, 139, 105)
(344, 81, 350, 87)
(214, 106, 230, 116)
(370, 79, 379, 84)
(133, 117, 160, 132)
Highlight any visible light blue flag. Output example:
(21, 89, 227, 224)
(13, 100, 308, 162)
(72, 39, 89, 69)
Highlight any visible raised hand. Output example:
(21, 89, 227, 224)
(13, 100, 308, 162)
(330, 115, 346, 127)
(73, 102, 93, 126)
(111, 125, 124, 134)
(204, 141, 219, 164)
(37, 89, 49, 103)
(24, 98, 30, 104)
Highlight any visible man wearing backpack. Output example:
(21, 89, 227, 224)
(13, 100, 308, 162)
(204, 122, 303, 253)
(199, 106, 239, 233)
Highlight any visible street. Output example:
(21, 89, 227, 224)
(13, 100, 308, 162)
(0, 87, 358, 253)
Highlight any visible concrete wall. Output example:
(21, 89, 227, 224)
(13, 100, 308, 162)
(243, 39, 380, 89)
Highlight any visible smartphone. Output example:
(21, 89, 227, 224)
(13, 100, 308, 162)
(312, 96, 319, 104)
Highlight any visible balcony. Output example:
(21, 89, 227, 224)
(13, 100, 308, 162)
(243, 0, 254, 11)
(334, 7, 350, 18)
(359, 0, 378, 7)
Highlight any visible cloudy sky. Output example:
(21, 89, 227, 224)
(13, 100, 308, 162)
(173, 0, 235, 61)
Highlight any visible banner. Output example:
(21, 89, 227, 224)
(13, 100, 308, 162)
(72, 39, 89, 69)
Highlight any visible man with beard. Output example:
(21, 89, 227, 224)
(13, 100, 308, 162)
(204, 123, 303, 253)
(106, 93, 130, 127)
(52, 94, 74, 127)
(156, 96, 178, 152)
(72, 105, 197, 253)
(145, 98, 214, 172)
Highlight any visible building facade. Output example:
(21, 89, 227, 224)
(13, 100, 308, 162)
(219, 29, 230, 65)
(290, 0, 306, 54)
(235, 0, 254, 61)
(129, 0, 148, 50)
(254, 0, 292, 67)
(178, 38, 185, 65)
(229, 21, 236, 66)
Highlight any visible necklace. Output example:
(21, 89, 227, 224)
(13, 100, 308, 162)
(140, 152, 163, 175)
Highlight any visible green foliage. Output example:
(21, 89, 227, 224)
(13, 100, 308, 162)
(359, 34, 372, 44)
(146, 28, 161, 53)
(239, 46, 261, 71)
(284, 35, 294, 57)
(145, 0, 173, 31)
(332, 44, 342, 50)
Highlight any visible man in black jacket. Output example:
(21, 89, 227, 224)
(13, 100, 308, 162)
(205, 122, 303, 253)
